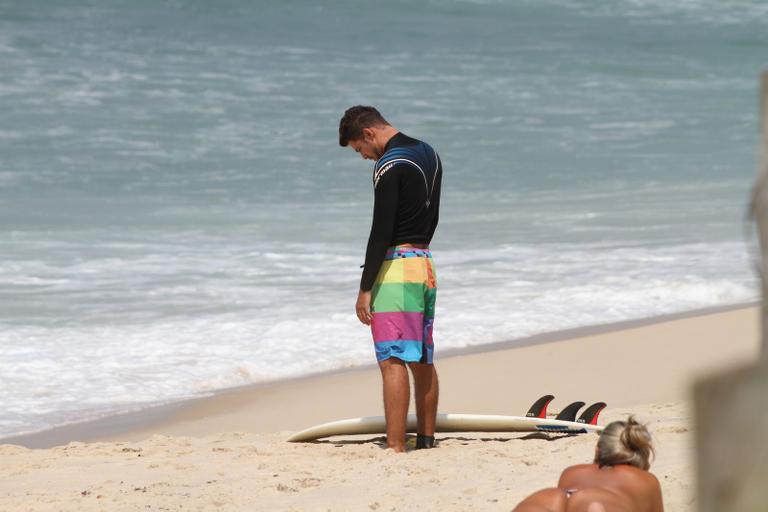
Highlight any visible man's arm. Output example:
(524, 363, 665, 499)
(426, 159, 440, 240)
(356, 169, 399, 325)
(428, 203, 439, 240)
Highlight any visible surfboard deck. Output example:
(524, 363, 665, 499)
(287, 413, 604, 442)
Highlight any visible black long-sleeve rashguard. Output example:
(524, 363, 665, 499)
(360, 132, 442, 291)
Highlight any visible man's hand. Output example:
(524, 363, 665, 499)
(356, 289, 373, 325)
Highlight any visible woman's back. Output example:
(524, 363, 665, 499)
(558, 463, 663, 512)
(513, 416, 664, 512)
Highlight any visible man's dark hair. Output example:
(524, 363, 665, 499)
(338, 106, 390, 147)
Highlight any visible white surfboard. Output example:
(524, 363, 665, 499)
(287, 413, 603, 442)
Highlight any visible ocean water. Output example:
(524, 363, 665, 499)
(0, 0, 765, 439)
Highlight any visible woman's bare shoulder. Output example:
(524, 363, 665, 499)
(561, 463, 599, 475)
(558, 464, 598, 487)
(613, 465, 661, 484)
(560, 464, 660, 488)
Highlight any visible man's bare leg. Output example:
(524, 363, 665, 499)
(378, 358, 410, 452)
(408, 362, 439, 436)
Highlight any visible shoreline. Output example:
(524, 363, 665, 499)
(0, 302, 760, 511)
(0, 301, 758, 449)
(0, 400, 700, 511)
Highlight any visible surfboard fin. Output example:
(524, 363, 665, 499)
(577, 402, 607, 425)
(525, 395, 555, 418)
(555, 401, 585, 422)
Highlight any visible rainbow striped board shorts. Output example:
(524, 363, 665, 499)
(370, 245, 437, 364)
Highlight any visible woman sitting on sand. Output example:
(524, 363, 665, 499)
(513, 416, 663, 512)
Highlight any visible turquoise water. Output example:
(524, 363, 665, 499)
(0, 0, 765, 438)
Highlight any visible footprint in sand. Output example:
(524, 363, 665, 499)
(656, 426, 689, 434)
(294, 477, 321, 488)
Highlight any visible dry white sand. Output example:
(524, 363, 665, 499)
(0, 306, 759, 511)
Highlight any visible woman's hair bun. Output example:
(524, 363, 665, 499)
(595, 415, 655, 470)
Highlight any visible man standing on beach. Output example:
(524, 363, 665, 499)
(339, 106, 442, 453)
